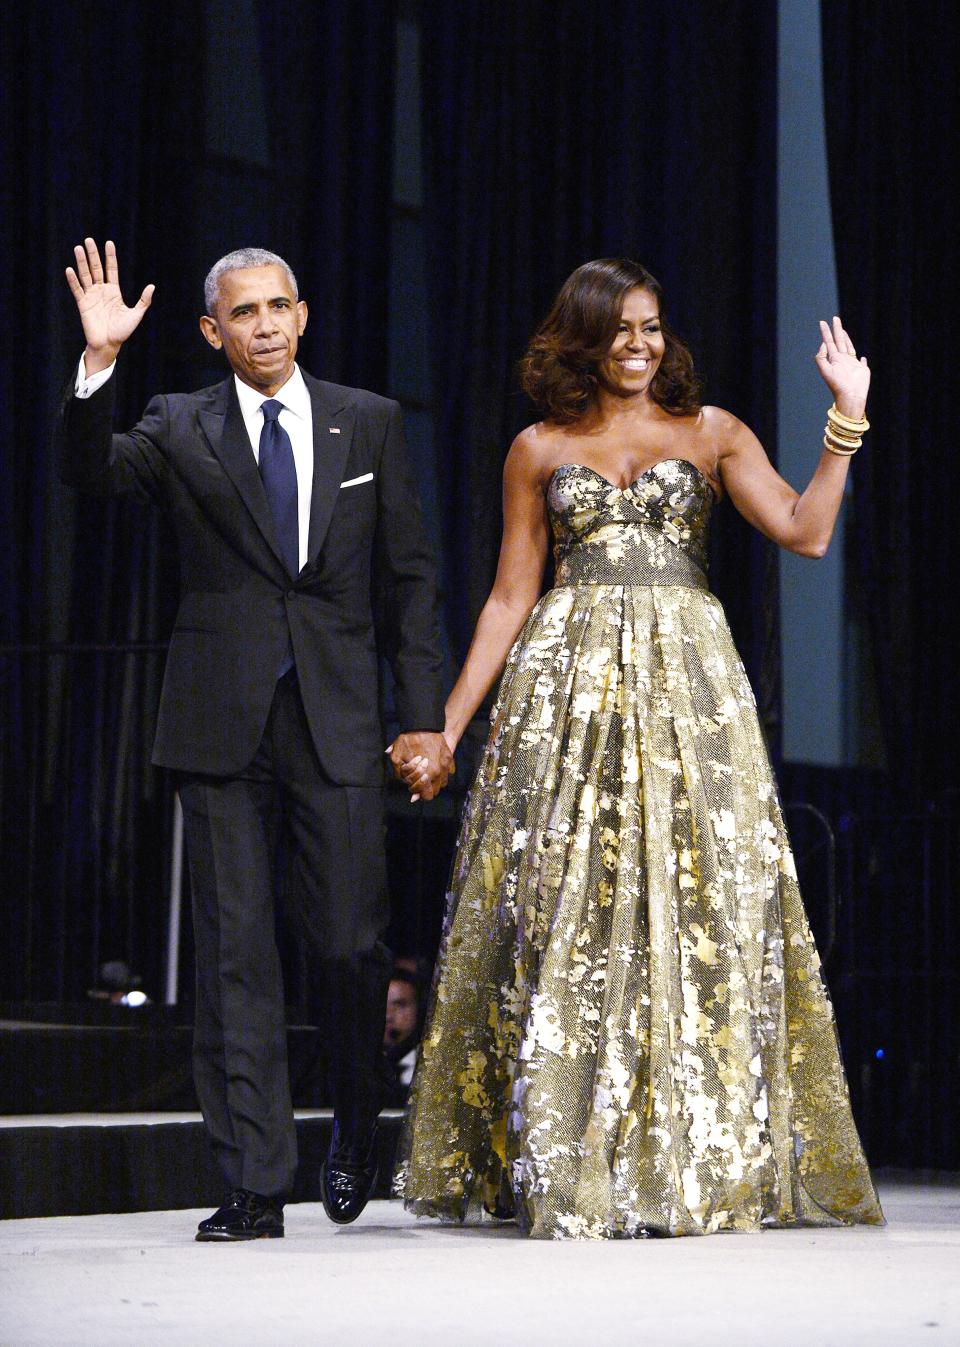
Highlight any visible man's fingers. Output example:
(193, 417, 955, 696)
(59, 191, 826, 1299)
(137, 284, 156, 311)
(74, 244, 93, 288)
(104, 240, 119, 286)
(65, 267, 84, 303)
(85, 238, 104, 284)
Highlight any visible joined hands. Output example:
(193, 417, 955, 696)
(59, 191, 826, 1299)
(387, 731, 456, 803)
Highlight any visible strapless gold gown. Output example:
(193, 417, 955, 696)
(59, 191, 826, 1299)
(396, 459, 883, 1239)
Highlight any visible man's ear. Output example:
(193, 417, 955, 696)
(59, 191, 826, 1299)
(296, 300, 308, 336)
(199, 314, 222, 350)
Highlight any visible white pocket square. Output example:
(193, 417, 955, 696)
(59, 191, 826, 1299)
(340, 473, 374, 489)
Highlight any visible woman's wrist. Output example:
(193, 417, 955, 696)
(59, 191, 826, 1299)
(443, 711, 466, 752)
(833, 395, 868, 421)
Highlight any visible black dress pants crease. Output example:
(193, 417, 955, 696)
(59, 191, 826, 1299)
(179, 670, 391, 1198)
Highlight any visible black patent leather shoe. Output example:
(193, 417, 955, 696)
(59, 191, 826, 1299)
(320, 1123, 379, 1225)
(195, 1188, 285, 1241)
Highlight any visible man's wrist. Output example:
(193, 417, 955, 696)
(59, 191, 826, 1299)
(83, 345, 120, 376)
(75, 352, 117, 400)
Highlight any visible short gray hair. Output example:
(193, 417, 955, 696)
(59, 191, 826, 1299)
(203, 248, 298, 314)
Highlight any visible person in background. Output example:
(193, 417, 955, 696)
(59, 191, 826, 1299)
(382, 968, 422, 1107)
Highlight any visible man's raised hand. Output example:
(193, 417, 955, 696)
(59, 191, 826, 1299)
(65, 238, 155, 374)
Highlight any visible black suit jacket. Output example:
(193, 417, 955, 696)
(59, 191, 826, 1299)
(58, 369, 445, 784)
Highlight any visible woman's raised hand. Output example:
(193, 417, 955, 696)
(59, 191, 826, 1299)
(65, 238, 155, 371)
(814, 316, 870, 418)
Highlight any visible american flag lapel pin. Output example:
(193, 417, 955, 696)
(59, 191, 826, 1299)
(329, 427, 341, 434)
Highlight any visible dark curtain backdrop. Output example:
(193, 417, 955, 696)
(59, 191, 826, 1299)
(420, 0, 780, 735)
(0, 0, 397, 1000)
(822, 2, 959, 803)
(818, 1, 959, 1169)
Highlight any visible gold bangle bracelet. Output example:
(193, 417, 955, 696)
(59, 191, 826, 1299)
(828, 403, 870, 434)
(828, 402, 869, 428)
(823, 434, 858, 457)
(824, 422, 863, 448)
(825, 417, 863, 440)
(824, 428, 861, 452)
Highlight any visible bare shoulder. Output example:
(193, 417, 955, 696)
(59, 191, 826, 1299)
(701, 404, 744, 437)
(701, 404, 762, 458)
(504, 421, 562, 489)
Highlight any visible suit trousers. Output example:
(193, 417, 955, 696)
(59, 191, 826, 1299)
(178, 669, 391, 1198)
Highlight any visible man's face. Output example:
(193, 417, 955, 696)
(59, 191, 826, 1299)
(199, 264, 307, 395)
(384, 979, 418, 1046)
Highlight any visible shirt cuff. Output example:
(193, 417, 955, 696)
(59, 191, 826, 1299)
(75, 354, 116, 399)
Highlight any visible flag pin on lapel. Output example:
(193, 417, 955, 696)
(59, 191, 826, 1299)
(329, 427, 341, 434)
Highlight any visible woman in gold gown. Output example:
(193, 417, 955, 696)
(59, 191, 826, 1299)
(394, 259, 884, 1239)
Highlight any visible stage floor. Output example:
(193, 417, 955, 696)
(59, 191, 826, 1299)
(2, 1179, 958, 1346)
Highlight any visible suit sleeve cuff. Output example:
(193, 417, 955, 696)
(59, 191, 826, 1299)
(75, 354, 116, 399)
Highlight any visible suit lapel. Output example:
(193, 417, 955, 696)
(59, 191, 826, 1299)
(196, 381, 287, 573)
(305, 376, 355, 563)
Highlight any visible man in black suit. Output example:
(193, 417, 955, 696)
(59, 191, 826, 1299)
(60, 238, 453, 1239)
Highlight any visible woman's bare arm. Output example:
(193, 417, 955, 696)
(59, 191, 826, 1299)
(717, 317, 870, 558)
(443, 428, 550, 748)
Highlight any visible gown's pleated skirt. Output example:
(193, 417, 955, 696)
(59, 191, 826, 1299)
(396, 579, 883, 1239)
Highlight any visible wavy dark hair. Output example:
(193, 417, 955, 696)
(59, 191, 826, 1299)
(520, 258, 701, 423)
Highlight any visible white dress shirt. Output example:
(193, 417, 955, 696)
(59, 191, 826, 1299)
(75, 356, 315, 572)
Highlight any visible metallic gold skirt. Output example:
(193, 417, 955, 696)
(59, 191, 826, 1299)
(396, 579, 884, 1238)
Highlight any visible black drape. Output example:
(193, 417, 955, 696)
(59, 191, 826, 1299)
(818, 0, 959, 1170)
(420, 0, 780, 734)
(822, 2, 959, 802)
(0, 0, 397, 1001)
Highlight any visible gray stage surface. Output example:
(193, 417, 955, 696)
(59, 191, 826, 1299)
(2, 1179, 958, 1346)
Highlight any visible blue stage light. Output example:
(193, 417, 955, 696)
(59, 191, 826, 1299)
(875, 1048, 885, 1060)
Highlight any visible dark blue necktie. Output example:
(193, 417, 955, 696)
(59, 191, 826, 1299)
(259, 399, 297, 678)
(258, 399, 299, 579)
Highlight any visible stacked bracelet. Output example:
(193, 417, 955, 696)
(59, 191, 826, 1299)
(823, 403, 869, 457)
